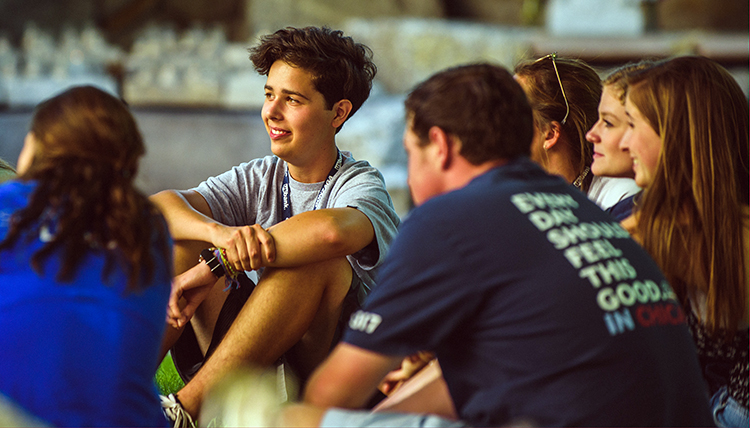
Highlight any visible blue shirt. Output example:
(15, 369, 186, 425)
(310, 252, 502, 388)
(0, 180, 171, 427)
(606, 192, 639, 221)
(344, 158, 713, 427)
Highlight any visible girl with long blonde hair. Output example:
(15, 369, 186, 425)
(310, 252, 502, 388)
(620, 55, 749, 427)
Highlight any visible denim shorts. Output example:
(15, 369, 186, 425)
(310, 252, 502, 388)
(711, 386, 749, 428)
(320, 408, 467, 428)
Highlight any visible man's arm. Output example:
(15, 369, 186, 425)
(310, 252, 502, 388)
(303, 342, 403, 409)
(378, 351, 436, 395)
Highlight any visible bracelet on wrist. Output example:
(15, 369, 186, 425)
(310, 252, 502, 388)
(201, 247, 242, 291)
(217, 247, 239, 278)
(199, 248, 225, 278)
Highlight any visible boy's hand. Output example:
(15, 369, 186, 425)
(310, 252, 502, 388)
(211, 224, 277, 272)
(167, 263, 218, 328)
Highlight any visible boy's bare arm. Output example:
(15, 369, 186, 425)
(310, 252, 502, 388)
(150, 189, 217, 241)
(152, 189, 375, 272)
(221, 207, 375, 271)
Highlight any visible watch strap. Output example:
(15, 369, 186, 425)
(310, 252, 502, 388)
(200, 248, 226, 278)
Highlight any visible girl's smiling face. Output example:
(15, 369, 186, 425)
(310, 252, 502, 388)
(620, 95, 662, 188)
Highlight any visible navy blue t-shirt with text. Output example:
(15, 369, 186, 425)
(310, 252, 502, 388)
(344, 158, 713, 427)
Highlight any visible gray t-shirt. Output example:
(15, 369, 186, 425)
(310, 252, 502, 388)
(193, 151, 400, 302)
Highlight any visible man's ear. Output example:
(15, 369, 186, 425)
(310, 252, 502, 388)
(427, 126, 454, 170)
(331, 100, 353, 129)
(542, 121, 562, 151)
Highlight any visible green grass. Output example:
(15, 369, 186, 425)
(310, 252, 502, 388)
(154, 352, 185, 396)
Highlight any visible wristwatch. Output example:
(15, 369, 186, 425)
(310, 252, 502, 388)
(199, 248, 225, 278)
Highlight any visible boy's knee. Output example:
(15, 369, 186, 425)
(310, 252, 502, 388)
(263, 257, 353, 293)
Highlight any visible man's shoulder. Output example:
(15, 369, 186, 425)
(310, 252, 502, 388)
(194, 156, 283, 209)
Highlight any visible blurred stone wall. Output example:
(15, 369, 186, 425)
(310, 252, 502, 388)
(657, 0, 749, 32)
(343, 18, 533, 94)
(0, 0, 747, 218)
(449, 0, 554, 26)
(247, 0, 444, 38)
(0, 0, 746, 50)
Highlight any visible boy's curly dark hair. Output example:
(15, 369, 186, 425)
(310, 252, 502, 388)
(249, 26, 377, 132)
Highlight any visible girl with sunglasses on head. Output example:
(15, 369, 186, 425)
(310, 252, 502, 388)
(0, 86, 173, 426)
(620, 55, 749, 428)
(584, 60, 655, 221)
(514, 54, 640, 211)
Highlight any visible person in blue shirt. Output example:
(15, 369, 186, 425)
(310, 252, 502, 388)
(261, 63, 714, 427)
(0, 86, 173, 427)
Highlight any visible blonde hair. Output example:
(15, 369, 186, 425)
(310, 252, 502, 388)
(627, 56, 749, 337)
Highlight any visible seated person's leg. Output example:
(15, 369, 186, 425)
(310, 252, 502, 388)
(279, 403, 326, 427)
(177, 256, 353, 417)
(286, 262, 359, 383)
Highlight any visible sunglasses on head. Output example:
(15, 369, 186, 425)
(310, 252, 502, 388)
(533, 53, 570, 125)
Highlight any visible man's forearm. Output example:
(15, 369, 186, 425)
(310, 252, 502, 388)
(304, 343, 402, 409)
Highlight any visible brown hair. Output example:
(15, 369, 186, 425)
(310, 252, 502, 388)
(249, 26, 377, 132)
(627, 56, 749, 337)
(602, 60, 657, 105)
(514, 56, 602, 191)
(0, 86, 171, 292)
(405, 63, 534, 164)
